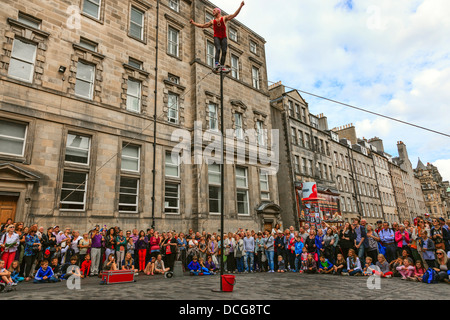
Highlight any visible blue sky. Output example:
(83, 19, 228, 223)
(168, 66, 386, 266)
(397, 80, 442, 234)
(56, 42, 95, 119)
(219, 0, 450, 180)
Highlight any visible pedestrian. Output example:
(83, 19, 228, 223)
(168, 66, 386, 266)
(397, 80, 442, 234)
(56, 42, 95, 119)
(0, 224, 20, 269)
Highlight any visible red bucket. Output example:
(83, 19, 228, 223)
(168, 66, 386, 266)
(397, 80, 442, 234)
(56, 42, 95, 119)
(221, 275, 236, 292)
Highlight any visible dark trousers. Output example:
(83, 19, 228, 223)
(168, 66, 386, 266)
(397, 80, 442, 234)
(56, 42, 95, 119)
(23, 255, 36, 278)
(384, 243, 397, 263)
(366, 249, 378, 263)
(227, 252, 235, 272)
(165, 253, 176, 272)
(214, 37, 228, 66)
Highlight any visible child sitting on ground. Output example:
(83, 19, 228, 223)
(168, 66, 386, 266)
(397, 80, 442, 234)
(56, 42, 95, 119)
(375, 254, 393, 278)
(0, 260, 16, 290)
(300, 247, 308, 273)
(80, 254, 92, 278)
(396, 257, 414, 280)
(188, 256, 202, 276)
(205, 256, 218, 274)
(122, 252, 138, 274)
(363, 257, 375, 276)
(144, 256, 156, 276)
(50, 257, 62, 279)
(318, 255, 334, 274)
(410, 260, 426, 282)
(34, 260, 59, 283)
(61, 256, 81, 280)
(154, 254, 170, 275)
(277, 255, 286, 273)
(8, 260, 24, 283)
(332, 254, 347, 275)
(199, 257, 213, 275)
(305, 253, 317, 274)
(390, 257, 403, 277)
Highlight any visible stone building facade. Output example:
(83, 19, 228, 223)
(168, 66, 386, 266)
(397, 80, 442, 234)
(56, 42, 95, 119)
(367, 137, 398, 223)
(415, 160, 450, 219)
(0, 0, 280, 233)
(269, 83, 336, 229)
(392, 142, 426, 221)
(388, 161, 408, 224)
(331, 125, 383, 225)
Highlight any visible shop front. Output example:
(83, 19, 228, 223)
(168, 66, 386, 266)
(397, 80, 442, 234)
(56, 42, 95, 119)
(295, 182, 344, 228)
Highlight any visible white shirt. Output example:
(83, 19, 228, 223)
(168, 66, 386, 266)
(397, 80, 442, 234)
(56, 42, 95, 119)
(0, 232, 20, 253)
(71, 236, 83, 253)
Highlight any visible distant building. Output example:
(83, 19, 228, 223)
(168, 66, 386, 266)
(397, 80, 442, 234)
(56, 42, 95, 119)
(415, 160, 450, 219)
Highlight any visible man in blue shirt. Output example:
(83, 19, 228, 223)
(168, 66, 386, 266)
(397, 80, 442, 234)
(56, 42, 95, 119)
(379, 222, 396, 262)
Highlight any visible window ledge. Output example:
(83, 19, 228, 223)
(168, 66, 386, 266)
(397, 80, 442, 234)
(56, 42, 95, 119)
(7, 18, 50, 38)
(81, 12, 104, 25)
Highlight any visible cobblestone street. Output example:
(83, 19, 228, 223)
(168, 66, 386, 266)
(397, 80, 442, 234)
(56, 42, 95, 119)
(2, 272, 449, 300)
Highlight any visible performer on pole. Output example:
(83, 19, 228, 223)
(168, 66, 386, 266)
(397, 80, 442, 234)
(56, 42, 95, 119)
(190, 1, 245, 72)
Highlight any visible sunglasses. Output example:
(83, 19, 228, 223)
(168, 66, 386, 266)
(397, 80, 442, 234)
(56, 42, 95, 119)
(437, 253, 443, 255)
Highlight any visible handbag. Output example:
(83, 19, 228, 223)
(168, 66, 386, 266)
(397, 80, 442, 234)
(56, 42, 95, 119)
(261, 253, 267, 263)
(377, 242, 386, 256)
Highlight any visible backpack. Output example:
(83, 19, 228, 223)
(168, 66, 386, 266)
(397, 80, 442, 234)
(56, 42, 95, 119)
(422, 268, 439, 284)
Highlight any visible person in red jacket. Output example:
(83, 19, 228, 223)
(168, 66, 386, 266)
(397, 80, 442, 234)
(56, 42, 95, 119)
(190, 1, 245, 71)
(80, 254, 92, 278)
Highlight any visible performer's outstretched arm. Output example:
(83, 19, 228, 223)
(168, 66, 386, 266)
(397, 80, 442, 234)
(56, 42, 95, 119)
(190, 19, 213, 29)
(225, 1, 245, 22)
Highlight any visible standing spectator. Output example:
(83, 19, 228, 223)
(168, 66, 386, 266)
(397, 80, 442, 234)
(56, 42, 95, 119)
(177, 233, 187, 270)
(89, 226, 103, 276)
(0, 224, 19, 269)
(136, 230, 148, 272)
(254, 232, 265, 272)
(71, 230, 83, 262)
(115, 230, 127, 269)
(224, 232, 236, 273)
(198, 237, 207, 262)
(234, 234, 244, 273)
(431, 218, 450, 252)
(395, 225, 411, 258)
(379, 222, 396, 262)
(41, 227, 57, 261)
(419, 230, 435, 269)
(263, 231, 275, 273)
(0, 218, 13, 233)
(274, 231, 285, 270)
(338, 222, 354, 259)
(105, 228, 116, 263)
(208, 235, 219, 266)
(78, 233, 91, 265)
(162, 232, 177, 272)
(22, 226, 41, 281)
(365, 225, 380, 263)
(353, 218, 366, 263)
(323, 228, 335, 263)
(243, 231, 255, 273)
(186, 234, 198, 266)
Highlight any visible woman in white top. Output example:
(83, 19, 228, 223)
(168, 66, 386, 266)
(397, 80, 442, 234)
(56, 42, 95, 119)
(0, 225, 20, 269)
(224, 232, 236, 273)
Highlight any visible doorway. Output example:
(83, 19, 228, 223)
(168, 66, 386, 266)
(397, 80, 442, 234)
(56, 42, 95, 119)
(0, 196, 18, 224)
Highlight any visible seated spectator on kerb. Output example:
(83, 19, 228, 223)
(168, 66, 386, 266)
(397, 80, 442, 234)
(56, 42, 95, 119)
(34, 260, 59, 283)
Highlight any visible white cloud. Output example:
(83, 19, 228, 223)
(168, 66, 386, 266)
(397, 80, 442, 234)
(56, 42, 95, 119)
(432, 159, 450, 182)
(217, 0, 450, 165)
